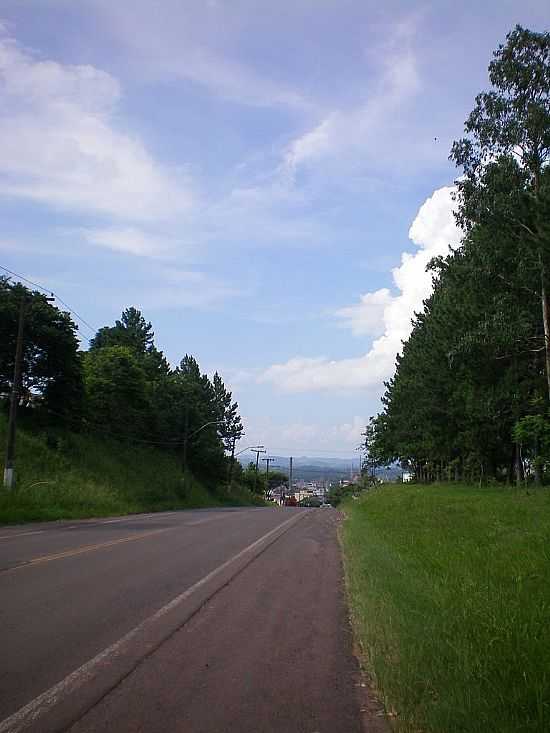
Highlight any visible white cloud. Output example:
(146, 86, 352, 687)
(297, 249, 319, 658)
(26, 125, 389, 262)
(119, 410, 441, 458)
(335, 288, 393, 337)
(137, 267, 244, 309)
(239, 415, 367, 456)
(283, 117, 336, 171)
(92, 0, 310, 111)
(0, 30, 193, 220)
(259, 185, 462, 392)
(81, 227, 180, 257)
(281, 28, 421, 178)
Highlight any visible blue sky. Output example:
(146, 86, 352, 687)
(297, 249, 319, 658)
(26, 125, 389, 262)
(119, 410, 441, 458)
(1, 1, 548, 457)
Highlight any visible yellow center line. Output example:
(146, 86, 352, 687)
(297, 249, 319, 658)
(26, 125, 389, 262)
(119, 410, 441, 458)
(1, 527, 173, 575)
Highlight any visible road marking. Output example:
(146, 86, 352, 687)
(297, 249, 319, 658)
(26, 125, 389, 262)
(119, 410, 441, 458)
(0, 510, 307, 733)
(0, 513, 173, 540)
(0, 530, 45, 541)
(0, 528, 173, 574)
(100, 517, 145, 524)
(185, 515, 227, 526)
(99, 513, 168, 524)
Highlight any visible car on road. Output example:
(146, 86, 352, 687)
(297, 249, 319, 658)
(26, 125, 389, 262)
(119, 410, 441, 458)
(320, 502, 332, 508)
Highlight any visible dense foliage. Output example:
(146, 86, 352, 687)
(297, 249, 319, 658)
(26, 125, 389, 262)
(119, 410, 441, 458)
(0, 286, 244, 495)
(366, 26, 550, 484)
(0, 278, 83, 417)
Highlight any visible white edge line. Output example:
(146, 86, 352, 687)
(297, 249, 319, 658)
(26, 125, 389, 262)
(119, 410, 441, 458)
(0, 511, 306, 733)
(0, 531, 45, 541)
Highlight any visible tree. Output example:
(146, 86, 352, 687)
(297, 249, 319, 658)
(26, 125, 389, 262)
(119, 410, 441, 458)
(83, 346, 151, 438)
(175, 355, 225, 483)
(361, 416, 388, 479)
(0, 278, 83, 418)
(451, 25, 550, 398)
(90, 307, 154, 353)
(212, 372, 244, 484)
(242, 461, 263, 495)
(90, 307, 169, 382)
(373, 26, 550, 486)
(265, 469, 288, 497)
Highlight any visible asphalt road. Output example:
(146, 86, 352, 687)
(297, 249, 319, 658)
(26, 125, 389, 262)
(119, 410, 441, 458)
(0, 507, 381, 733)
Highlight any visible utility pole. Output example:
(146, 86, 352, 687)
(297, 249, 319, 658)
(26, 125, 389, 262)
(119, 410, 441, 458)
(228, 435, 237, 487)
(261, 456, 276, 500)
(288, 456, 293, 503)
(251, 447, 266, 494)
(4, 297, 26, 489)
(182, 406, 189, 496)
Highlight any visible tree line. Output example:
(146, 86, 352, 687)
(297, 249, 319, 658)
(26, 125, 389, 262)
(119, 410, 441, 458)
(365, 26, 550, 485)
(0, 284, 246, 493)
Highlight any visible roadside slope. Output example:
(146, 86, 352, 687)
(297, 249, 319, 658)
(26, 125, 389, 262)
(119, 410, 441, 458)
(342, 483, 550, 733)
(0, 416, 256, 523)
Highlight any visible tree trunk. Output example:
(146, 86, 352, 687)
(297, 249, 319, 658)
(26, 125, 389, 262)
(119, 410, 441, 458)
(534, 433, 543, 486)
(515, 441, 523, 488)
(541, 273, 550, 402)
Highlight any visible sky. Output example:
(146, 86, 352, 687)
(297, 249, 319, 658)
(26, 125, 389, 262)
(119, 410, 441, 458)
(1, 1, 548, 459)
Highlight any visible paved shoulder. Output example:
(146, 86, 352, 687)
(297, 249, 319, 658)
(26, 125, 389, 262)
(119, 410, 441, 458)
(70, 510, 363, 733)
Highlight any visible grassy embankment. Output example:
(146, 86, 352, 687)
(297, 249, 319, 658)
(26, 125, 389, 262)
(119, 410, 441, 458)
(0, 415, 260, 523)
(342, 483, 550, 733)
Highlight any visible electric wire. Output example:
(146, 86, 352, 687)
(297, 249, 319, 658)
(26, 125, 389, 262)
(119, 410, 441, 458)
(0, 264, 97, 341)
(35, 406, 219, 448)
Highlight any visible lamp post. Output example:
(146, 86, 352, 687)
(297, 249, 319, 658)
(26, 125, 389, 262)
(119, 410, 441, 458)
(182, 419, 223, 496)
(234, 444, 265, 458)
(227, 444, 264, 488)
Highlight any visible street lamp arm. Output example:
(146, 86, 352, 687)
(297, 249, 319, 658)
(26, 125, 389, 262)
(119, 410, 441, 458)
(234, 445, 265, 458)
(188, 420, 223, 439)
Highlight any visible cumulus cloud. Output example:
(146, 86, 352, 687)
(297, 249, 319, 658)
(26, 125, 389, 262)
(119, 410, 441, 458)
(0, 30, 193, 221)
(259, 185, 462, 392)
(335, 288, 393, 337)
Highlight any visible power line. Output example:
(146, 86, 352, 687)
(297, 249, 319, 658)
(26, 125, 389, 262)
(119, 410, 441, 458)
(0, 264, 52, 296)
(40, 405, 216, 448)
(0, 264, 97, 340)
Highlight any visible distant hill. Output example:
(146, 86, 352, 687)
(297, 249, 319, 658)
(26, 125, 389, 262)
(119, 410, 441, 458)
(237, 454, 402, 482)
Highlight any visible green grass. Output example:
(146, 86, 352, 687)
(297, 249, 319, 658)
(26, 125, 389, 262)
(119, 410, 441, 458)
(342, 483, 550, 733)
(0, 416, 260, 523)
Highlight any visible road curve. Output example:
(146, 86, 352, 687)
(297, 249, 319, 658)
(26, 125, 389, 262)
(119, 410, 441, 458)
(0, 507, 376, 732)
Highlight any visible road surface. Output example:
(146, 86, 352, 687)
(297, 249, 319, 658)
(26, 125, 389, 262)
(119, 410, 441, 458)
(0, 507, 384, 732)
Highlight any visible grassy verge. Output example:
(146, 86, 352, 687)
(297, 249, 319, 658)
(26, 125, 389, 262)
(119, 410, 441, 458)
(342, 483, 550, 733)
(0, 417, 261, 523)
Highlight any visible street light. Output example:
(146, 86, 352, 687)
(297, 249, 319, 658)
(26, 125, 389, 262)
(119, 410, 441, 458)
(182, 419, 223, 496)
(234, 444, 265, 458)
(227, 444, 264, 487)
